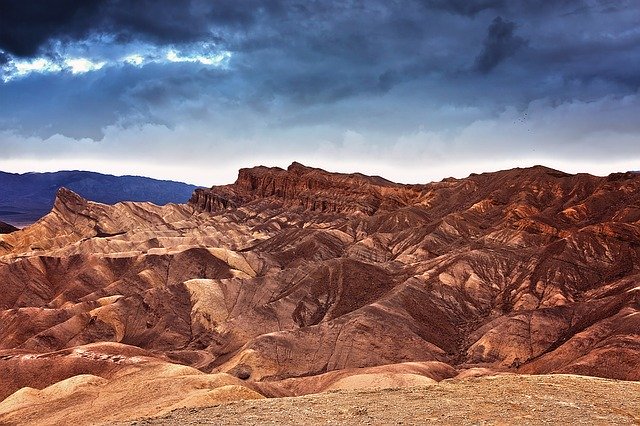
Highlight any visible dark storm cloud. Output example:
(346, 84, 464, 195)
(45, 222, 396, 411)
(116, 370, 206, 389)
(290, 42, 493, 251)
(419, 0, 504, 16)
(474, 16, 526, 73)
(1, 0, 640, 143)
(0, 0, 106, 57)
(0, 0, 262, 57)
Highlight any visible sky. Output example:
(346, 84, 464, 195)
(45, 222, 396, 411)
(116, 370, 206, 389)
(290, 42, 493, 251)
(0, 0, 639, 186)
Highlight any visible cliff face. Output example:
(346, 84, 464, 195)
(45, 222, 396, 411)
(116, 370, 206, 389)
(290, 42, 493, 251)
(1, 162, 640, 422)
(190, 162, 415, 216)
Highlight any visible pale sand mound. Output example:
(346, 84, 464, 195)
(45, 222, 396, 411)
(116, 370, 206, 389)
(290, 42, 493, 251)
(255, 361, 456, 397)
(0, 361, 264, 426)
(0, 359, 454, 425)
(325, 372, 437, 391)
(0, 342, 165, 401)
(170, 385, 264, 411)
(452, 367, 511, 380)
(0, 374, 107, 417)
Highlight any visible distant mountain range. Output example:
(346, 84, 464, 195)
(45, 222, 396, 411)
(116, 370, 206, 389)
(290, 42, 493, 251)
(0, 170, 199, 227)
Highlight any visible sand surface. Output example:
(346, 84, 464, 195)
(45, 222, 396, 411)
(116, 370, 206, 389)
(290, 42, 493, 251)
(122, 375, 640, 426)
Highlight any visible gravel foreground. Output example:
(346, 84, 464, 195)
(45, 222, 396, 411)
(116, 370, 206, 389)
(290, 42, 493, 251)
(122, 374, 640, 425)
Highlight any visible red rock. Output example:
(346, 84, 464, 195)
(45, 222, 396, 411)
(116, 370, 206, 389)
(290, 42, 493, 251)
(1, 162, 640, 413)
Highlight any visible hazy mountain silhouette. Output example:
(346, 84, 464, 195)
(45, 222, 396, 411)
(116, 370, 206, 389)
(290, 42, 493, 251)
(0, 170, 198, 226)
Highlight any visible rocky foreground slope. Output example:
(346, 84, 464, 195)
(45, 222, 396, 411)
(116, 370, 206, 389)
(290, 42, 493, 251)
(0, 162, 639, 423)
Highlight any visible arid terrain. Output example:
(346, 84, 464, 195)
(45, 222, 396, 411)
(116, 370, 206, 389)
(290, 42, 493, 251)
(125, 374, 640, 426)
(0, 162, 639, 424)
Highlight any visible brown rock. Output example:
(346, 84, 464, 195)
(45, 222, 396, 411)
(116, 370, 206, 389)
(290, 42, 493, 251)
(1, 162, 640, 424)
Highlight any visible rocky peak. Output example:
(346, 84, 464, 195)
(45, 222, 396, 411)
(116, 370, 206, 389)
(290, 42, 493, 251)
(287, 161, 311, 173)
(53, 187, 89, 214)
(190, 162, 412, 215)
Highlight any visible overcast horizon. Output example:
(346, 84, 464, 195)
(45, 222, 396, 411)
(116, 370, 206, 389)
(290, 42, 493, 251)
(1, 0, 639, 187)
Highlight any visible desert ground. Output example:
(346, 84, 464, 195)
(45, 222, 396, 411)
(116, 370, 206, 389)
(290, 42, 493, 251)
(125, 375, 640, 426)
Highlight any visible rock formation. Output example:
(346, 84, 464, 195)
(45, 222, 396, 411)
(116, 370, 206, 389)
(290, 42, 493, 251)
(0, 221, 17, 234)
(1, 162, 639, 423)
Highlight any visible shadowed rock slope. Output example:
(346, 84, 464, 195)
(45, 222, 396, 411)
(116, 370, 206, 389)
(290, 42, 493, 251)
(1, 163, 639, 424)
(0, 221, 17, 234)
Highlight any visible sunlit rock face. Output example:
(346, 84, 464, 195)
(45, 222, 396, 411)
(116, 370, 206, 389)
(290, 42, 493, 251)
(1, 162, 640, 420)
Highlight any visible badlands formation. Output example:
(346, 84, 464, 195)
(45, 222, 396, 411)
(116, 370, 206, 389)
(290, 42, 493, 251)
(0, 162, 639, 424)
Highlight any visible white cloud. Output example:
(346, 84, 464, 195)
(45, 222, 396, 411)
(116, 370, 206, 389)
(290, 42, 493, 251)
(165, 49, 231, 66)
(1, 46, 232, 82)
(3, 58, 62, 82)
(65, 58, 107, 74)
(123, 54, 145, 66)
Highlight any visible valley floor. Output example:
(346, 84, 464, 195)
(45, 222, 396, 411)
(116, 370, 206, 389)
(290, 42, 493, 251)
(124, 374, 640, 426)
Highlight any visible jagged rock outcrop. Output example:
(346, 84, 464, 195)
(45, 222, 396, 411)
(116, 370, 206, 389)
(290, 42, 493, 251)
(190, 162, 416, 216)
(1, 162, 640, 424)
